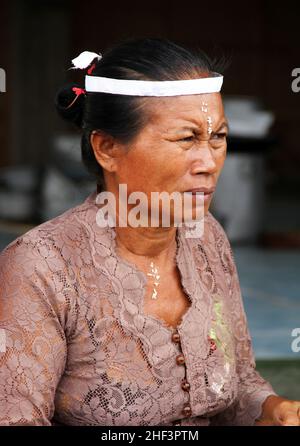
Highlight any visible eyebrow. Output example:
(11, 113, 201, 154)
(171, 120, 230, 134)
(215, 121, 230, 132)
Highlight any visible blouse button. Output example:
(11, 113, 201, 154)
(171, 332, 180, 343)
(182, 404, 192, 417)
(176, 354, 185, 365)
(181, 379, 190, 391)
(208, 336, 217, 351)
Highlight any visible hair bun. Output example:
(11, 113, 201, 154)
(55, 82, 85, 128)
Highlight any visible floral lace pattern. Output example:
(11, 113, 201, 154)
(0, 188, 277, 426)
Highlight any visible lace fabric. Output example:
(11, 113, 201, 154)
(0, 188, 277, 426)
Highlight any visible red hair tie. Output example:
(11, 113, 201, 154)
(72, 87, 86, 96)
(65, 86, 86, 109)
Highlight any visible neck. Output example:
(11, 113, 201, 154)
(100, 181, 178, 261)
(115, 225, 177, 263)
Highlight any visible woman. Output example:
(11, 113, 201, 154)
(0, 38, 299, 426)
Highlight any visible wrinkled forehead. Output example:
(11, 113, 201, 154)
(145, 92, 225, 128)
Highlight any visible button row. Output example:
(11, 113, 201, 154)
(181, 378, 190, 391)
(172, 329, 192, 420)
(182, 404, 192, 417)
(176, 353, 185, 365)
(171, 331, 181, 343)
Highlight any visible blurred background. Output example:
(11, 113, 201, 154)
(0, 0, 299, 399)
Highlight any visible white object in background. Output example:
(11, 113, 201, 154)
(211, 153, 265, 243)
(226, 111, 274, 138)
(223, 96, 275, 138)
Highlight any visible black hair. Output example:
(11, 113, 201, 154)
(55, 37, 228, 189)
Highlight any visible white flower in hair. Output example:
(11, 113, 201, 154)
(70, 51, 102, 70)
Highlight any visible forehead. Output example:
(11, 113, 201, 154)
(146, 92, 225, 129)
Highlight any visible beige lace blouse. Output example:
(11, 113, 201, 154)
(0, 188, 277, 426)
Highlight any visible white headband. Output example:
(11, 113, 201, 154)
(71, 50, 223, 97)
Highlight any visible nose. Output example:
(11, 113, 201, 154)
(190, 142, 218, 175)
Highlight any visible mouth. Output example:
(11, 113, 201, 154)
(183, 187, 215, 202)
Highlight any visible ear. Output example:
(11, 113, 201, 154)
(90, 130, 122, 172)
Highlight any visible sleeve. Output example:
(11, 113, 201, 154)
(0, 236, 75, 425)
(209, 219, 278, 426)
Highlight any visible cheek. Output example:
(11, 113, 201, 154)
(148, 148, 188, 188)
(121, 143, 187, 190)
(117, 149, 148, 179)
(214, 148, 227, 175)
(219, 145, 227, 163)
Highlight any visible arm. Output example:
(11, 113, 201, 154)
(0, 236, 73, 425)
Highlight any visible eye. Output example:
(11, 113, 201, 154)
(211, 132, 227, 140)
(179, 135, 195, 142)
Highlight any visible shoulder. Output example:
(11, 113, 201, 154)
(0, 191, 97, 266)
(0, 196, 97, 332)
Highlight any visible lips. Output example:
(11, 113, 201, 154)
(185, 187, 215, 195)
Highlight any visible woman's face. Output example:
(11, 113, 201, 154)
(106, 92, 228, 223)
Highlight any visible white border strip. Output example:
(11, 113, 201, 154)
(85, 73, 223, 96)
